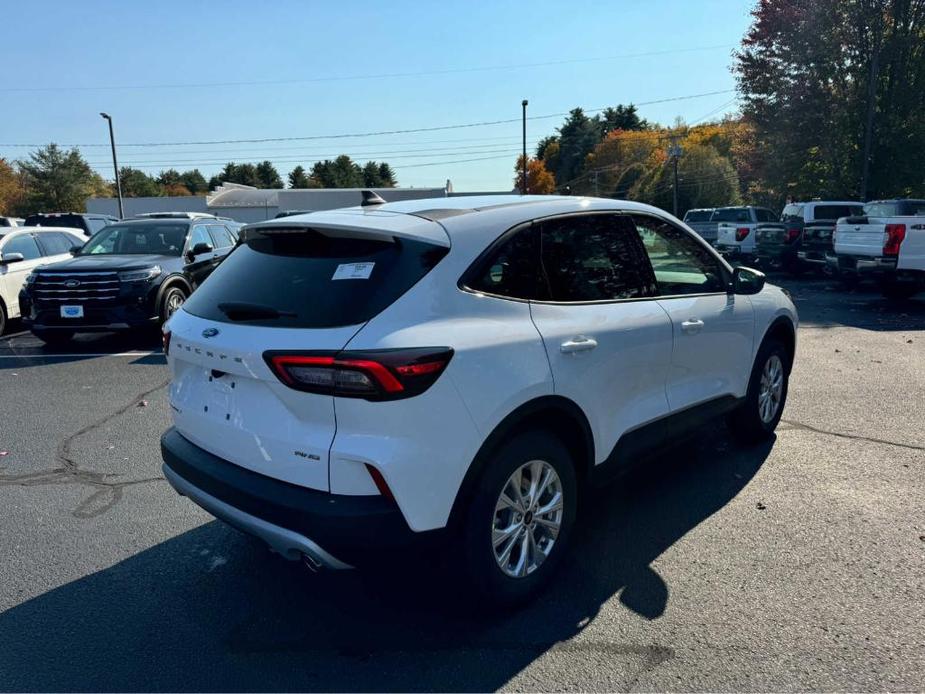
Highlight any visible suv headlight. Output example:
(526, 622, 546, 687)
(118, 265, 162, 282)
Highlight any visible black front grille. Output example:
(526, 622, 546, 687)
(33, 272, 121, 304)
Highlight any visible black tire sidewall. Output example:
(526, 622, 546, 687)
(160, 286, 187, 326)
(461, 430, 578, 608)
(733, 339, 790, 441)
(0, 301, 6, 336)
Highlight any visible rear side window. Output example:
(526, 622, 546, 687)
(538, 214, 656, 302)
(36, 232, 74, 256)
(207, 225, 235, 249)
(3, 234, 42, 260)
(182, 230, 448, 328)
(812, 205, 863, 221)
(467, 226, 543, 300)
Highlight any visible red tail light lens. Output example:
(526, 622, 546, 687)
(883, 223, 906, 256)
(785, 227, 801, 242)
(735, 227, 750, 242)
(162, 330, 171, 356)
(265, 348, 453, 400)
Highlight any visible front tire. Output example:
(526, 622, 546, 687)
(0, 301, 7, 336)
(729, 338, 790, 443)
(159, 286, 187, 326)
(460, 431, 577, 608)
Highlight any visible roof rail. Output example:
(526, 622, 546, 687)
(131, 212, 217, 219)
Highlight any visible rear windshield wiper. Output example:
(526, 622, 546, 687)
(217, 302, 296, 321)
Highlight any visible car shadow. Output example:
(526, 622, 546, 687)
(765, 272, 925, 332)
(0, 427, 773, 692)
(0, 328, 163, 370)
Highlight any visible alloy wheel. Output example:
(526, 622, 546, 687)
(492, 459, 563, 578)
(758, 354, 784, 423)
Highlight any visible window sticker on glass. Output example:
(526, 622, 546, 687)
(332, 262, 375, 280)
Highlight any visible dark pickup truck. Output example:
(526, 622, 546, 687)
(756, 201, 863, 274)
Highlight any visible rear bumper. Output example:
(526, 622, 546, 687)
(756, 242, 798, 264)
(160, 427, 434, 567)
(826, 254, 897, 275)
(797, 249, 828, 265)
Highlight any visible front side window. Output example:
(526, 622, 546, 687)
(632, 215, 728, 296)
(81, 223, 188, 256)
(2, 234, 42, 261)
(207, 225, 234, 249)
(36, 232, 73, 256)
(538, 214, 656, 302)
(188, 225, 212, 253)
(467, 226, 542, 300)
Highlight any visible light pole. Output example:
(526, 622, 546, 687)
(521, 99, 528, 195)
(100, 112, 124, 218)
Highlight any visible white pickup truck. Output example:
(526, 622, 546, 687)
(714, 206, 783, 262)
(831, 199, 925, 299)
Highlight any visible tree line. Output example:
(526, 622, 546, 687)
(517, 0, 924, 213)
(0, 146, 398, 216)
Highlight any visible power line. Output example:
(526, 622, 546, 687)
(0, 89, 736, 148)
(0, 45, 734, 94)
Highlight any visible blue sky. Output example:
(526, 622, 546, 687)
(1, 0, 754, 191)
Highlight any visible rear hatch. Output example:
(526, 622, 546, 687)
(802, 221, 837, 258)
(753, 222, 790, 255)
(166, 212, 449, 491)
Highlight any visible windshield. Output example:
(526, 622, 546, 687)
(781, 204, 804, 222)
(683, 210, 712, 223)
(80, 223, 188, 256)
(711, 207, 750, 223)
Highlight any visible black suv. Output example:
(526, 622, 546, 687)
(19, 216, 238, 344)
(24, 212, 119, 237)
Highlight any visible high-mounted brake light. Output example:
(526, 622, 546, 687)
(883, 223, 906, 256)
(265, 348, 453, 400)
(735, 227, 750, 242)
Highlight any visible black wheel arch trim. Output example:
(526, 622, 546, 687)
(446, 394, 594, 530)
(760, 315, 796, 372)
(155, 274, 192, 309)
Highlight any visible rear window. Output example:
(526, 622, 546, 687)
(812, 204, 863, 221)
(711, 208, 750, 223)
(24, 214, 88, 232)
(182, 230, 448, 328)
(683, 210, 712, 223)
(863, 201, 925, 217)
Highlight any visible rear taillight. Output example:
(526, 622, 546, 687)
(162, 330, 171, 356)
(883, 224, 906, 256)
(735, 227, 750, 242)
(265, 348, 453, 401)
(786, 227, 801, 242)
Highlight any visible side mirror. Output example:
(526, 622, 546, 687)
(731, 266, 766, 295)
(70, 245, 82, 256)
(0, 252, 25, 265)
(186, 242, 213, 262)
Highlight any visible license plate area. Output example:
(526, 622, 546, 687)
(200, 369, 237, 422)
(60, 305, 84, 318)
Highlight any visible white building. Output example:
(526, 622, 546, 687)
(86, 182, 455, 223)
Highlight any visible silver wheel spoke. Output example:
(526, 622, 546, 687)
(535, 491, 563, 516)
(493, 522, 521, 548)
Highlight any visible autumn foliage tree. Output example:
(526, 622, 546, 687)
(513, 155, 556, 194)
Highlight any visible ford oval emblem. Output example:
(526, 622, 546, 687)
(201, 327, 220, 338)
(65, 279, 80, 288)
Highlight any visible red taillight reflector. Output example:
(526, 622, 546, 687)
(735, 227, 750, 242)
(883, 224, 906, 256)
(162, 330, 171, 356)
(365, 464, 395, 502)
(786, 227, 801, 242)
(265, 348, 453, 401)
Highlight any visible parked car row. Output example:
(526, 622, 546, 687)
(0, 212, 241, 337)
(683, 199, 925, 299)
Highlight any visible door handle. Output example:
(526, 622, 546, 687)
(681, 319, 704, 335)
(560, 336, 598, 353)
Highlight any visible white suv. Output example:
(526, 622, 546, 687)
(161, 195, 797, 605)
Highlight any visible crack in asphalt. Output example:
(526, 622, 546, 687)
(781, 419, 925, 452)
(0, 380, 169, 518)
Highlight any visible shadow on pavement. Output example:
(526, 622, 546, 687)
(0, 427, 772, 692)
(0, 329, 163, 370)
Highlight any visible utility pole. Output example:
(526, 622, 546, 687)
(521, 99, 528, 195)
(860, 45, 880, 201)
(100, 113, 124, 218)
(668, 138, 683, 217)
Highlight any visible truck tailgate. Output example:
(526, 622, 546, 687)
(835, 221, 885, 258)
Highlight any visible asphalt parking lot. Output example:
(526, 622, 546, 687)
(0, 275, 923, 692)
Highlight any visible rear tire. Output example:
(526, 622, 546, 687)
(33, 330, 74, 346)
(0, 301, 7, 336)
(459, 430, 577, 609)
(880, 281, 920, 301)
(728, 338, 790, 444)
